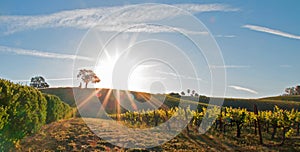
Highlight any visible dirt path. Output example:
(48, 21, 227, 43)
(18, 118, 235, 151)
(17, 118, 299, 151)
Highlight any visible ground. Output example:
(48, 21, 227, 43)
(17, 118, 300, 152)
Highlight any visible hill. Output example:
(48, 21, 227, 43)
(40, 87, 76, 107)
(40, 87, 300, 114)
(260, 95, 300, 102)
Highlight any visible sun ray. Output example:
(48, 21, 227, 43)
(115, 89, 121, 121)
(96, 89, 113, 117)
(136, 92, 168, 110)
(76, 89, 102, 110)
(125, 91, 138, 111)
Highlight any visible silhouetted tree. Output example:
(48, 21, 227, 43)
(30, 76, 49, 88)
(187, 89, 190, 95)
(285, 87, 297, 95)
(77, 69, 100, 88)
(296, 85, 300, 95)
(180, 91, 185, 96)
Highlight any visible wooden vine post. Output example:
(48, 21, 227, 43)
(254, 104, 263, 145)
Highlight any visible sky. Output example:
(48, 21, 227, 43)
(0, 0, 300, 99)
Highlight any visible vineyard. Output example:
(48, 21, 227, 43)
(110, 105, 300, 147)
(1, 78, 300, 151)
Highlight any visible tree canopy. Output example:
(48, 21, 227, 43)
(30, 76, 49, 88)
(77, 69, 100, 88)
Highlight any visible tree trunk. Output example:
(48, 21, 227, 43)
(154, 111, 158, 126)
(254, 120, 257, 135)
(215, 120, 219, 130)
(254, 104, 263, 144)
(297, 123, 299, 136)
(85, 82, 88, 88)
(271, 125, 277, 139)
(219, 119, 223, 132)
(236, 123, 241, 138)
(280, 127, 286, 145)
(184, 108, 190, 134)
(257, 117, 263, 144)
(165, 109, 170, 131)
(145, 114, 150, 126)
(219, 109, 223, 132)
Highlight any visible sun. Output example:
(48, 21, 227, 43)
(94, 50, 120, 89)
(93, 48, 152, 92)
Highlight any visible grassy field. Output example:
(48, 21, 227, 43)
(17, 118, 300, 151)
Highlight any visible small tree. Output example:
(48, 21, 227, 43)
(296, 85, 300, 95)
(30, 76, 49, 88)
(180, 91, 185, 96)
(187, 89, 190, 95)
(285, 87, 297, 95)
(77, 69, 100, 88)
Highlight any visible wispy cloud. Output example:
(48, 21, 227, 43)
(0, 45, 91, 61)
(243, 24, 300, 40)
(12, 77, 73, 82)
(228, 85, 258, 94)
(279, 64, 292, 68)
(175, 3, 239, 13)
(0, 4, 238, 34)
(209, 65, 250, 69)
(156, 71, 203, 81)
(214, 34, 236, 38)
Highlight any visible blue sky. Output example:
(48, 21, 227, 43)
(0, 0, 300, 98)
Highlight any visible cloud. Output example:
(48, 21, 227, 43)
(209, 65, 250, 69)
(12, 77, 73, 82)
(175, 3, 239, 13)
(243, 24, 300, 40)
(0, 45, 91, 61)
(156, 71, 203, 81)
(228, 85, 258, 94)
(214, 34, 236, 38)
(0, 4, 238, 34)
(93, 23, 209, 35)
(279, 65, 292, 68)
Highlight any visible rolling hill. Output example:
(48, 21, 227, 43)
(40, 87, 300, 114)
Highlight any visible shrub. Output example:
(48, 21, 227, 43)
(44, 94, 74, 124)
(0, 79, 47, 150)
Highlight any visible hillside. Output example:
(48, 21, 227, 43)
(40, 87, 300, 113)
(260, 95, 300, 102)
(40, 87, 77, 107)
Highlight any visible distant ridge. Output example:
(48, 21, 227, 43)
(260, 95, 300, 102)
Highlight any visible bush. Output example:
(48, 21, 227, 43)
(0, 79, 47, 150)
(44, 94, 74, 123)
(0, 106, 8, 130)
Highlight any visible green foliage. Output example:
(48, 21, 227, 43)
(112, 105, 299, 144)
(44, 94, 75, 123)
(0, 79, 74, 150)
(0, 106, 8, 130)
(0, 79, 47, 150)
